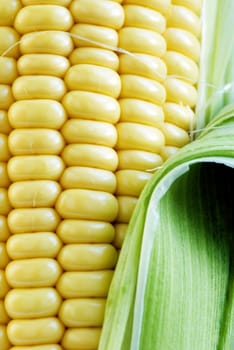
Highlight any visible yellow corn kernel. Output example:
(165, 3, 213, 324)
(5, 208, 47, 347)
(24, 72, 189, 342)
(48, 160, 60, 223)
(173, 0, 202, 15)
(17, 54, 70, 77)
(56, 189, 118, 221)
(0, 134, 10, 162)
(0, 27, 20, 58)
(12, 76, 67, 101)
(116, 122, 165, 153)
(119, 98, 164, 127)
(11, 346, 63, 350)
(61, 328, 101, 350)
(0, 243, 10, 269)
(22, 0, 71, 4)
(119, 27, 166, 56)
(0, 325, 11, 350)
(0, 216, 10, 242)
(62, 119, 117, 147)
(7, 155, 65, 181)
(58, 244, 117, 271)
(0, 270, 10, 298)
(164, 28, 200, 62)
(7, 318, 64, 346)
(120, 74, 166, 105)
(59, 298, 105, 327)
(0, 111, 12, 134)
(0, 189, 11, 216)
(117, 150, 163, 171)
(123, 5, 166, 33)
(164, 77, 197, 107)
(7, 233, 62, 259)
(164, 50, 199, 85)
(65, 64, 121, 98)
(113, 223, 128, 249)
(8, 181, 61, 208)
(0, 0, 22, 26)
(9, 129, 65, 156)
(0, 300, 10, 324)
(0, 85, 14, 110)
(116, 196, 138, 223)
(14, 5, 73, 34)
(5, 259, 62, 288)
(123, 0, 171, 16)
(167, 5, 201, 37)
(62, 144, 118, 171)
(56, 270, 113, 298)
(119, 54, 166, 82)
(62, 91, 120, 123)
(20, 31, 74, 56)
(115, 170, 152, 197)
(71, 23, 118, 48)
(7, 208, 60, 234)
(159, 122, 190, 147)
(70, 0, 124, 30)
(5, 288, 62, 319)
(8, 100, 67, 129)
(0, 163, 10, 188)
(57, 220, 115, 244)
(69, 47, 119, 71)
(0, 57, 18, 84)
(60, 167, 116, 193)
(164, 102, 195, 130)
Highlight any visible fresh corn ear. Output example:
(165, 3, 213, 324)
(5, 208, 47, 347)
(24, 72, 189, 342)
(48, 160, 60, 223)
(0, 0, 205, 349)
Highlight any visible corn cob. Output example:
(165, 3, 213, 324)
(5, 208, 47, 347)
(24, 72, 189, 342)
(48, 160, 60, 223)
(0, 1, 203, 349)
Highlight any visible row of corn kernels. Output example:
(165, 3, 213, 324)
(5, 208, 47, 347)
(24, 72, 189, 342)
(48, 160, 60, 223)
(0, 1, 21, 349)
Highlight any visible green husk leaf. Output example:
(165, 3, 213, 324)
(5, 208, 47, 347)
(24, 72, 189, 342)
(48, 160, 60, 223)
(196, 0, 234, 130)
(98, 106, 234, 350)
